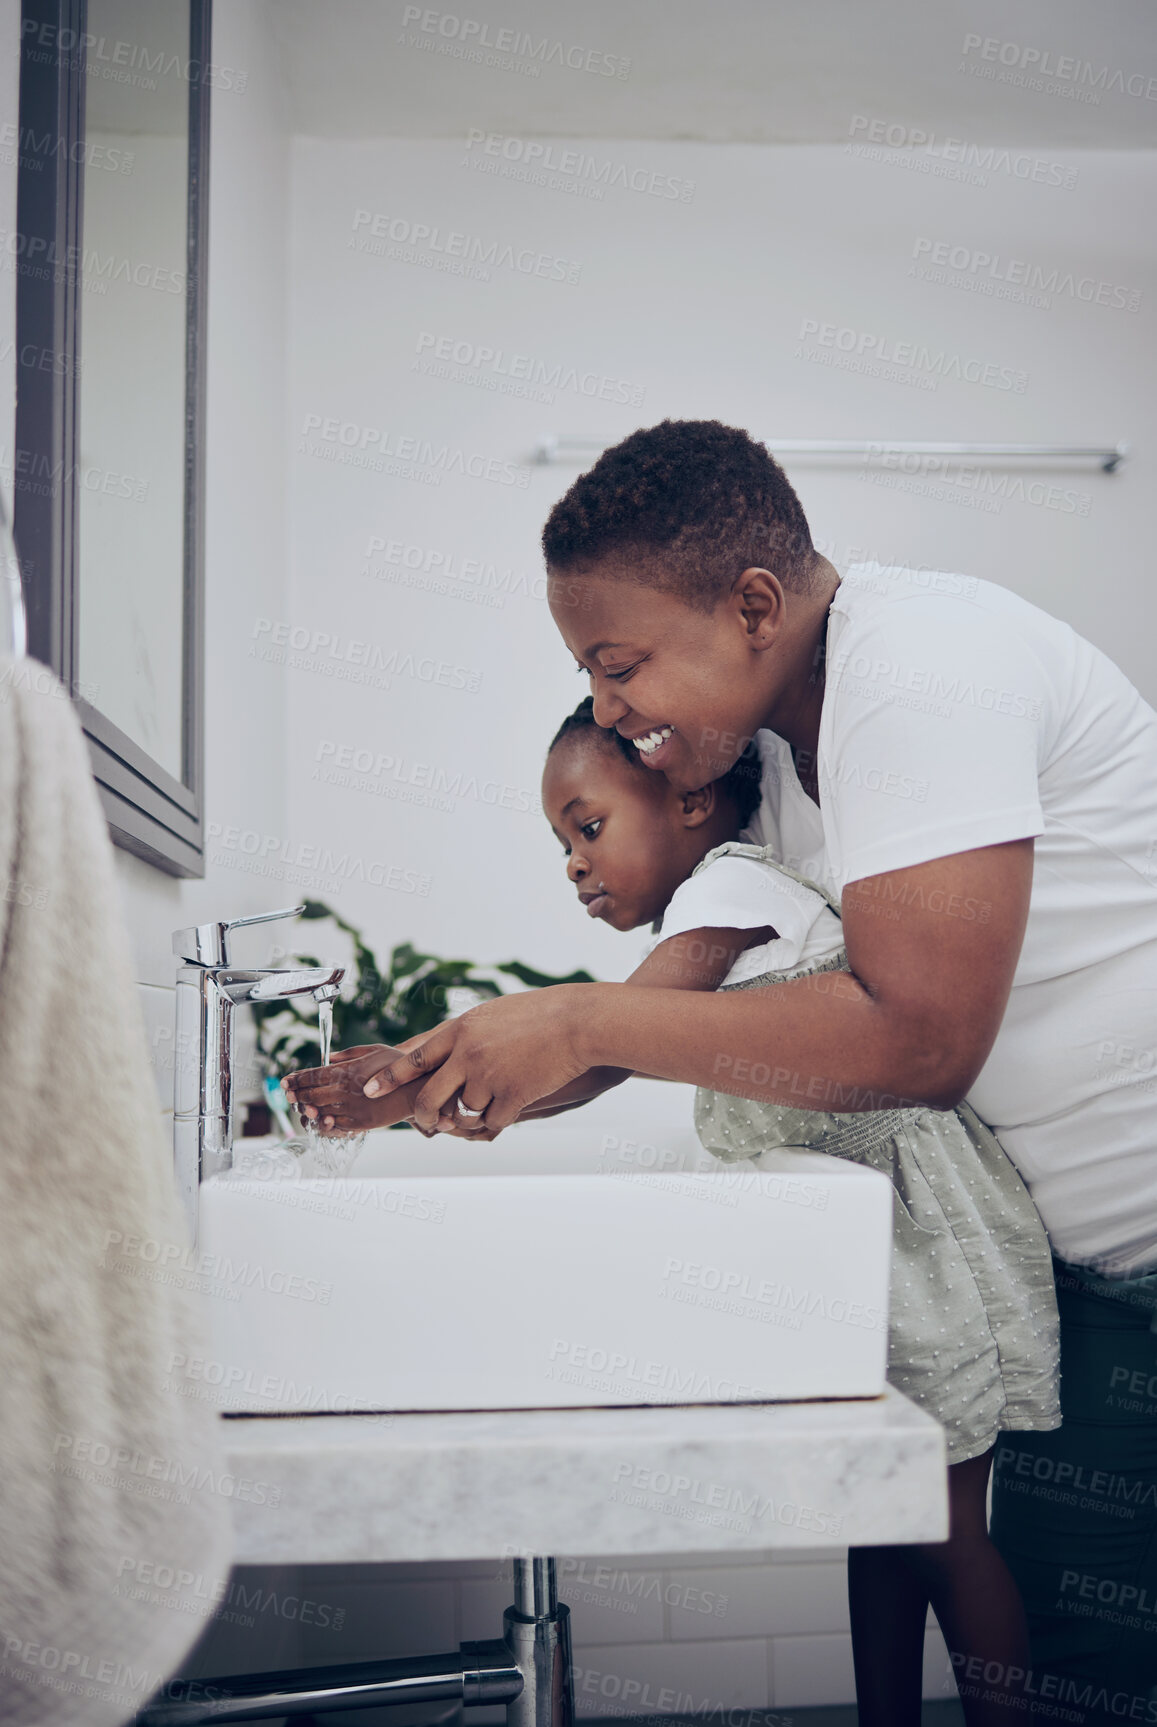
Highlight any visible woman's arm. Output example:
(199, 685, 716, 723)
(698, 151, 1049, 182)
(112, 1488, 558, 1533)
(367, 841, 1034, 1133)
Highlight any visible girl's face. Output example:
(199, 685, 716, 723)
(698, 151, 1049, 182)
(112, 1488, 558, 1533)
(542, 737, 710, 932)
(548, 567, 784, 795)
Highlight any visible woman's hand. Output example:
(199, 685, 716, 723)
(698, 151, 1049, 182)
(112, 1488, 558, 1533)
(363, 985, 593, 1135)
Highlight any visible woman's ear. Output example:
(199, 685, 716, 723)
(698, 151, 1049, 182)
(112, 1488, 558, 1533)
(731, 566, 783, 647)
(680, 783, 716, 829)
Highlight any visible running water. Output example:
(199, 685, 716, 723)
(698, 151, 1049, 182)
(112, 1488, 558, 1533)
(298, 995, 364, 1177)
(234, 996, 362, 1183)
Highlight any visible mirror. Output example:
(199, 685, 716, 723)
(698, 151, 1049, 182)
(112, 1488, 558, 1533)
(77, 0, 191, 780)
(14, 0, 210, 874)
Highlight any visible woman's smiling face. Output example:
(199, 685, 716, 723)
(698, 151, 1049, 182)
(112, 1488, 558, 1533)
(548, 567, 781, 795)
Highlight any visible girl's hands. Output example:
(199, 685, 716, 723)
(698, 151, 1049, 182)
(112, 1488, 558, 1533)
(284, 1044, 424, 1134)
(362, 985, 593, 1135)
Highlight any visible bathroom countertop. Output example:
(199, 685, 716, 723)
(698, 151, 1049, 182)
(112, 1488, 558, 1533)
(219, 1387, 946, 1564)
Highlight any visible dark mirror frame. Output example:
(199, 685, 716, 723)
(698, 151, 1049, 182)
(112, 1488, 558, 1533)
(14, 0, 210, 876)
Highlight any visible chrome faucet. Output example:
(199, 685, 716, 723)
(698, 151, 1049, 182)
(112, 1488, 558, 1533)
(172, 905, 344, 1237)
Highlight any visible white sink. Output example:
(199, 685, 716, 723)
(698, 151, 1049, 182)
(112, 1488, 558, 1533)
(191, 1082, 892, 1415)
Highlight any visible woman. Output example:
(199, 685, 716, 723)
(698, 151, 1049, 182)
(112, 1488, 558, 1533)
(289, 420, 1157, 1723)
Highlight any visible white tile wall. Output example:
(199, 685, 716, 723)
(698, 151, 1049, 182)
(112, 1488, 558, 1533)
(772, 1630, 857, 1710)
(923, 1625, 962, 1701)
(138, 980, 179, 1118)
(296, 1576, 458, 1665)
(182, 1550, 961, 1715)
(574, 1635, 772, 1716)
(666, 1561, 849, 1641)
(179, 1565, 306, 1679)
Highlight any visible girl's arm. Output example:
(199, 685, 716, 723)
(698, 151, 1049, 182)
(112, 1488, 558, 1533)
(515, 924, 773, 1119)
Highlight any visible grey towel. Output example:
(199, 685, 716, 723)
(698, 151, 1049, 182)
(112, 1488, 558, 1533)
(0, 660, 233, 1726)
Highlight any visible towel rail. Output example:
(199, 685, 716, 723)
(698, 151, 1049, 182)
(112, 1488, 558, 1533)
(135, 1555, 571, 1726)
(535, 436, 1130, 473)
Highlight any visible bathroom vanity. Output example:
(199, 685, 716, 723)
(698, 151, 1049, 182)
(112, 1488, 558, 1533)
(146, 1081, 945, 1724)
(140, 1391, 945, 1724)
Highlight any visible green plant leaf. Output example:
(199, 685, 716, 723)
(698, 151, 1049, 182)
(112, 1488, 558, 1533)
(496, 960, 598, 988)
(390, 942, 434, 979)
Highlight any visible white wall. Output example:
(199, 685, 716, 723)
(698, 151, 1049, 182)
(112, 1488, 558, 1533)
(285, 136, 1157, 991)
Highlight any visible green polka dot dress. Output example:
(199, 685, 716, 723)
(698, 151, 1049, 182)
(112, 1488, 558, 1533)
(692, 846, 1061, 1465)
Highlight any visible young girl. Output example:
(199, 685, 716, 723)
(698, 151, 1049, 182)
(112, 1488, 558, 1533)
(535, 698, 1061, 1727)
(288, 693, 1060, 1724)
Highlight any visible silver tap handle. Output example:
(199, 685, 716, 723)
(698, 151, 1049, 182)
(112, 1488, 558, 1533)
(172, 905, 307, 966)
(223, 904, 306, 932)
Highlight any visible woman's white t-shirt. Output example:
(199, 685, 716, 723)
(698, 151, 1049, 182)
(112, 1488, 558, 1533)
(734, 561, 1157, 1276)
